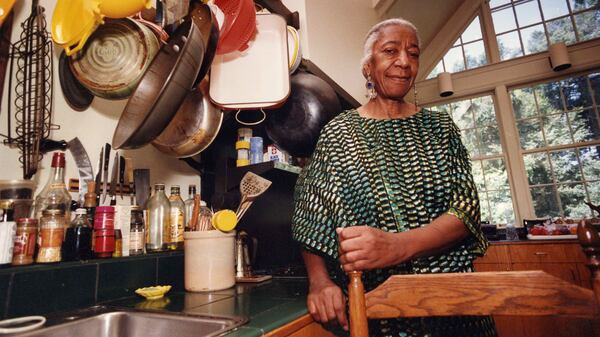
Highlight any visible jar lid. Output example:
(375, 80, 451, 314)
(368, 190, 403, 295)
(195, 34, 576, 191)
(95, 206, 115, 213)
(17, 218, 38, 225)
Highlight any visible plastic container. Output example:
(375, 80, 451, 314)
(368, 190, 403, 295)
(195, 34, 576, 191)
(249, 137, 263, 164)
(184, 230, 235, 292)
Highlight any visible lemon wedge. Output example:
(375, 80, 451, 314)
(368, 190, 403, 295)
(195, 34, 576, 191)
(135, 285, 172, 300)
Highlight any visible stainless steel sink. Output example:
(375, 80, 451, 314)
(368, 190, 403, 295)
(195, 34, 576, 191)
(16, 305, 246, 337)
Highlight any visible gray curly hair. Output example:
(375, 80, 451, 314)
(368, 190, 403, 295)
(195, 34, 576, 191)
(360, 18, 420, 78)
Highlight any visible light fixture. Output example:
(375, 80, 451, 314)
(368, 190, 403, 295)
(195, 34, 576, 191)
(437, 72, 454, 97)
(548, 42, 571, 71)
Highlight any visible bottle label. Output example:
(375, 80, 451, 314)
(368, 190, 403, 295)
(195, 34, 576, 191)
(130, 231, 145, 251)
(170, 208, 184, 243)
(50, 183, 66, 189)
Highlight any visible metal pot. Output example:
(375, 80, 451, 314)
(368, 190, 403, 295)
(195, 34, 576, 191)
(68, 18, 160, 100)
(189, 1, 219, 85)
(112, 18, 205, 150)
(265, 72, 341, 158)
(152, 79, 223, 157)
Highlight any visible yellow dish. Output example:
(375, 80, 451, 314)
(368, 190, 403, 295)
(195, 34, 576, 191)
(134, 285, 172, 300)
(52, 0, 104, 55)
(99, 0, 152, 19)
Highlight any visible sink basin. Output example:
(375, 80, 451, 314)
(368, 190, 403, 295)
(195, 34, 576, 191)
(16, 305, 246, 337)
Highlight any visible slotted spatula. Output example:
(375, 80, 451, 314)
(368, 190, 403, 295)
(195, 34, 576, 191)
(236, 172, 272, 221)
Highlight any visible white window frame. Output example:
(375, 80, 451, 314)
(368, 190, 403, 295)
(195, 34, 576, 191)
(416, 0, 600, 226)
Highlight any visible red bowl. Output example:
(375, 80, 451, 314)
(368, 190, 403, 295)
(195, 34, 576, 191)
(215, 0, 256, 54)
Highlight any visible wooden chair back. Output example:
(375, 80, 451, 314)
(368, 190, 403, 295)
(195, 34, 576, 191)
(347, 221, 600, 337)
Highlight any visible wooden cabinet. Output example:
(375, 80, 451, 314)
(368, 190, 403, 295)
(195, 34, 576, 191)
(264, 314, 336, 337)
(474, 241, 599, 337)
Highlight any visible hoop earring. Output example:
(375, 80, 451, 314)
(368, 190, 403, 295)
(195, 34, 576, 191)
(413, 83, 419, 109)
(365, 76, 377, 100)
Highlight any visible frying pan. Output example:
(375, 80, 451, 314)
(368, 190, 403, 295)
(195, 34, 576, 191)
(189, 1, 219, 85)
(152, 79, 223, 157)
(265, 72, 341, 158)
(112, 19, 205, 149)
(59, 51, 93, 111)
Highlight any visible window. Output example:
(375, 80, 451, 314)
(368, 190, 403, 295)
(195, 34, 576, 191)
(510, 72, 600, 218)
(490, 0, 600, 61)
(429, 96, 516, 224)
(426, 16, 488, 79)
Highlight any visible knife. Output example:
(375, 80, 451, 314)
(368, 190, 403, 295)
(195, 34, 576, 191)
(109, 152, 119, 206)
(119, 156, 125, 200)
(102, 143, 111, 204)
(67, 137, 94, 206)
(125, 158, 134, 205)
(95, 146, 103, 202)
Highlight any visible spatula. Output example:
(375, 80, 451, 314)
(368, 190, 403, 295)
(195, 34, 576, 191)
(236, 172, 271, 222)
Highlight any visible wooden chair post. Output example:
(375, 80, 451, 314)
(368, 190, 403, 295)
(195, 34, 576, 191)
(348, 271, 369, 337)
(577, 220, 600, 305)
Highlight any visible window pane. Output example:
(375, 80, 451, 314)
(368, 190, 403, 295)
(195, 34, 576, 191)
(483, 158, 510, 190)
(590, 72, 600, 104)
(521, 24, 548, 54)
(443, 46, 465, 72)
(540, 0, 570, 20)
(497, 31, 524, 60)
(463, 40, 488, 69)
(574, 9, 600, 41)
(579, 146, 600, 180)
(535, 82, 564, 114)
(550, 149, 582, 182)
(479, 126, 502, 155)
(511, 88, 538, 119)
(453, 38, 461, 47)
(563, 76, 593, 110)
(570, 108, 600, 142)
(543, 113, 573, 145)
(473, 96, 496, 126)
(427, 61, 444, 79)
(480, 193, 491, 222)
(518, 118, 545, 149)
(546, 16, 577, 43)
(461, 129, 479, 156)
(569, 0, 599, 11)
(493, 7, 518, 33)
(490, 0, 511, 9)
(531, 185, 561, 217)
(490, 189, 516, 223)
(524, 152, 553, 185)
(516, 0, 543, 27)
(471, 160, 486, 191)
(453, 101, 475, 129)
(588, 182, 600, 210)
(462, 16, 483, 42)
(558, 183, 588, 217)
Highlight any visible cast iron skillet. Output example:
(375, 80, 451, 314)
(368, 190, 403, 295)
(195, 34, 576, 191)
(189, 1, 219, 85)
(112, 18, 205, 149)
(265, 72, 341, 158)
(59, 51, 93, 111)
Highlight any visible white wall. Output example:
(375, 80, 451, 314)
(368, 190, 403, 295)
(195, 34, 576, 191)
(283, 0, 379, 105)
(0, 0, 199, 198)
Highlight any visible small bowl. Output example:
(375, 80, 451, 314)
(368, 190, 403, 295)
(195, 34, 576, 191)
(135, 285, 171, 300)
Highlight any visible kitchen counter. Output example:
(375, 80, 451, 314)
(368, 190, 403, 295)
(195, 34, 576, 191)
(106, 278, 310, 337)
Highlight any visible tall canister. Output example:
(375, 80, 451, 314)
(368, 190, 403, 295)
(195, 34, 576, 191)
(183, 230, 235, 292)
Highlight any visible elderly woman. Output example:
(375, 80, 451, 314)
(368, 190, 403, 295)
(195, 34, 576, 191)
(291, 18, 497, 337)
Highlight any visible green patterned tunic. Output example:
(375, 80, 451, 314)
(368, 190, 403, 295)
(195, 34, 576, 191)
(291, 109, 497, 337)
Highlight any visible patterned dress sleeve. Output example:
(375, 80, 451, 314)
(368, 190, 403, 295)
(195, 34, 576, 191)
(291, 127, 348, 260)
(446, 119, 489, 256)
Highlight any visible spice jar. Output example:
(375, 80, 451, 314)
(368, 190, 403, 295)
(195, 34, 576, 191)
(94, 206, 115, 258)
(112, 229, 122, 258)
(129, 207, 145, 256)
(37, 209, 65, 263)
(12, 218, 38, 265)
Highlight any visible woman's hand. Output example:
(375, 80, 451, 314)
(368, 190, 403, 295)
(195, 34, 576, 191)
(307, 276, 349, 331)
(337, 226, 411, 272)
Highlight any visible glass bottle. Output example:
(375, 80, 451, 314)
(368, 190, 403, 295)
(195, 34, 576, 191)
(34, 152, 72, 224)
(83, 181, 97, 254)
(62, 208, 93, 261)
(0, 203, 16, 265)
(129, 207, 145, 256)
(37, 209, 65, 263)
(167, 185, 185, 250)
(184, 184, 196, 231)
(146, 184, 170, 252)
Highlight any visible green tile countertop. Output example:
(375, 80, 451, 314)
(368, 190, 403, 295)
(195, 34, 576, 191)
(106, 278, 310, 337)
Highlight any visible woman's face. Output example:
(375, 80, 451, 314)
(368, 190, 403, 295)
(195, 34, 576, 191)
(365, 24, 420, 100)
